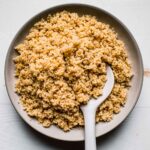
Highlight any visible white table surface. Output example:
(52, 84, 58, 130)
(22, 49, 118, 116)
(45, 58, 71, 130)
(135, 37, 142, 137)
(0, 0, 150, 149)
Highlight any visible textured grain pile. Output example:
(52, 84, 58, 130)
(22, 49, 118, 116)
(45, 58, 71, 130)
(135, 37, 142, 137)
(14, 11, 132, 131)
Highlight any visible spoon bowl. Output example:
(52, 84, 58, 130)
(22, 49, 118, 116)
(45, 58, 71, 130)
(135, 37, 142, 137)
(81, 66, 114, 150)
(5, 3, 143, 141)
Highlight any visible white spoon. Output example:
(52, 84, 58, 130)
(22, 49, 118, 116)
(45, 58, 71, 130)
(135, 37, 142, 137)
(81, 66, 114, 150)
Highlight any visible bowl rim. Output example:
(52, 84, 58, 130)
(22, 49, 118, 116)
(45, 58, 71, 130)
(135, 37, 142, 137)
(4, 3, 144, 141)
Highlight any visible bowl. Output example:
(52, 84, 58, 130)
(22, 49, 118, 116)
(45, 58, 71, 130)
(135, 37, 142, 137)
(5, 3, 143, 141)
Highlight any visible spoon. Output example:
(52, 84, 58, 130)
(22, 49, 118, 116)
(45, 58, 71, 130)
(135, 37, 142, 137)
(81, 66, 114, 150)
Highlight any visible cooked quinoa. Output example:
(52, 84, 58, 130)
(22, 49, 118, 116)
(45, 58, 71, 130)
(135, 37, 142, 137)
(14, 11, 132, 131)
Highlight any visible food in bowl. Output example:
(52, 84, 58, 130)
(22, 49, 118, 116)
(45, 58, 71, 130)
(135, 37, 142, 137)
(14, 11, 132, 131)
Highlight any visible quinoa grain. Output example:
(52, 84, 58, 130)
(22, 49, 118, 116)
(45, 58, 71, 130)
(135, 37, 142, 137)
(14, 11, 132, 131)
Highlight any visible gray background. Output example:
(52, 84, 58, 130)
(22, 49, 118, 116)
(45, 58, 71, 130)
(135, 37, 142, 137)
(0, 0, 150, 150)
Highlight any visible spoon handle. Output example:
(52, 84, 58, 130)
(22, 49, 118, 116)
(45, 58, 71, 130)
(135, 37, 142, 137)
(83, 108, 97, 150)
